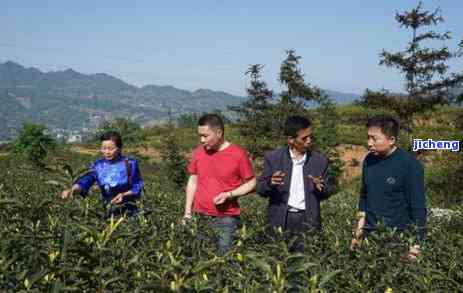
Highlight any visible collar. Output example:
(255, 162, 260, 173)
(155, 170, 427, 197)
(375, 146, 399, 160)
(289, 148, 307, 164)
(104, 154, 124, 164)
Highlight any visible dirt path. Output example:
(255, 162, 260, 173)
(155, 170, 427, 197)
(335, 144, 368, 182)
(134, 146, 161, 160)
(70, 144, 368, 181)
(70, 145, 162, 161)
(69, 146, 99, 156)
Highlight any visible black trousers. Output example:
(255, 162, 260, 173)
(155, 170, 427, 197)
(285, 211, 306, 233)
(284, 211, 324, 253)
(284, 211, 305, 252)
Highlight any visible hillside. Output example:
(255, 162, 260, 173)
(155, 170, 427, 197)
(0, 61, 362, 141)
(0, 61, 245, 140)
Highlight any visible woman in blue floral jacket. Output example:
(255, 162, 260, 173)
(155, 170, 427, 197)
(60, 131, 144, 218)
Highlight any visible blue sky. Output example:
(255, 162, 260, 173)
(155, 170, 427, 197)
(1, 0, 462, 96)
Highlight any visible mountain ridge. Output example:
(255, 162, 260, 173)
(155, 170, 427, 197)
(0, 60, 361, 141)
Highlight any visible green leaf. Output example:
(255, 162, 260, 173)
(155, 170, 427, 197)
(319, 270, 341, 288)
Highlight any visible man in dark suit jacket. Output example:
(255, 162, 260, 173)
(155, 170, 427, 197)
(256, 116, 334, 250)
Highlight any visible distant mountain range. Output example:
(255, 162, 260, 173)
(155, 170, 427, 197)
(0, 60, 361, 141)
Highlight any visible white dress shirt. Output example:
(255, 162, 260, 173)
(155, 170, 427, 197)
(287, 149, 306, 211)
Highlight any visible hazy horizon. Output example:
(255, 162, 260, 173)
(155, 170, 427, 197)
(2, 0, 462, 96)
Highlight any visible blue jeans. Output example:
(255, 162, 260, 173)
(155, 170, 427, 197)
(215, 216, 240, 255)
(199, 215, 240, 256)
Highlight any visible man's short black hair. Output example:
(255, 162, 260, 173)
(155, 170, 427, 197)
(366, 115, 399, 139)
(285, 116, 312, 137)
(100, 131, 123, 148)
(198, 113, 225, 132)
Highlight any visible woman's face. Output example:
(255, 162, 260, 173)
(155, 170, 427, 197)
(100, 139, 120, 160)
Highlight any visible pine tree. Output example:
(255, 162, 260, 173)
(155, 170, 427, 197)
(229, 64, 274, 158)
(379, 2, 463, 130)
(159, 132, 188, 190)
(314, 94, 342, 191)
(276, 49, 322, 136)
(177, 112, 201, 129)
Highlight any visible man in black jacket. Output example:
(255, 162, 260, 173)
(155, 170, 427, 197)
(256, 116, 334, 251)
(351, 116, 426, 260)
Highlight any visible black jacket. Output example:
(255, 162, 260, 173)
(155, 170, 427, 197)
(256, 146, 335, 230)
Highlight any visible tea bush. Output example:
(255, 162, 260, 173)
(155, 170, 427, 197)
(0, 153, 462, 292)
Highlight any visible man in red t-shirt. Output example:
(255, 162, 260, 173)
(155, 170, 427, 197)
(183, 113, 256, 255)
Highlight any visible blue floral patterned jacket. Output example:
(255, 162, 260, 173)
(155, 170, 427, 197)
(76, 156, 143, 205)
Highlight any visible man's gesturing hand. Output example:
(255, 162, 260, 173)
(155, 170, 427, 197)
(270, 171, 286, 186)
(309, 175, 325, 192)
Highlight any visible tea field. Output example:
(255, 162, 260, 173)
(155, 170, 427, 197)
(0, 151, 462, 292)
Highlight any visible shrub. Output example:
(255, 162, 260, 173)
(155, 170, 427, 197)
(94, 117, 146, 146)
(12, 123, 56, 167)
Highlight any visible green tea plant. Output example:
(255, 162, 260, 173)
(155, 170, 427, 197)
(0, 149, 462, 292)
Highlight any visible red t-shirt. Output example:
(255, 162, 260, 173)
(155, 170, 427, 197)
(187, 143, 254, 216)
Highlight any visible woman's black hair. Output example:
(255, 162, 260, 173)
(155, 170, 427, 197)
(100, 131, 123, 148)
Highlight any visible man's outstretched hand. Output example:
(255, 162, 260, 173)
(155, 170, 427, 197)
(309, 175, 325, 192)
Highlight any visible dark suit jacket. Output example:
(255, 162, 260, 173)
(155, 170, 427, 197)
(256, 146, 335, 230)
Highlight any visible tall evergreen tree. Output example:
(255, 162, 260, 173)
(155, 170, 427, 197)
(159, 132, 188, 190)
(177, 112, 201, 129)
(276, 50, 322, 136)
(314, 94, 343, 190)
(229, 64, 274, 158)
(379, 2, 463, 129)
